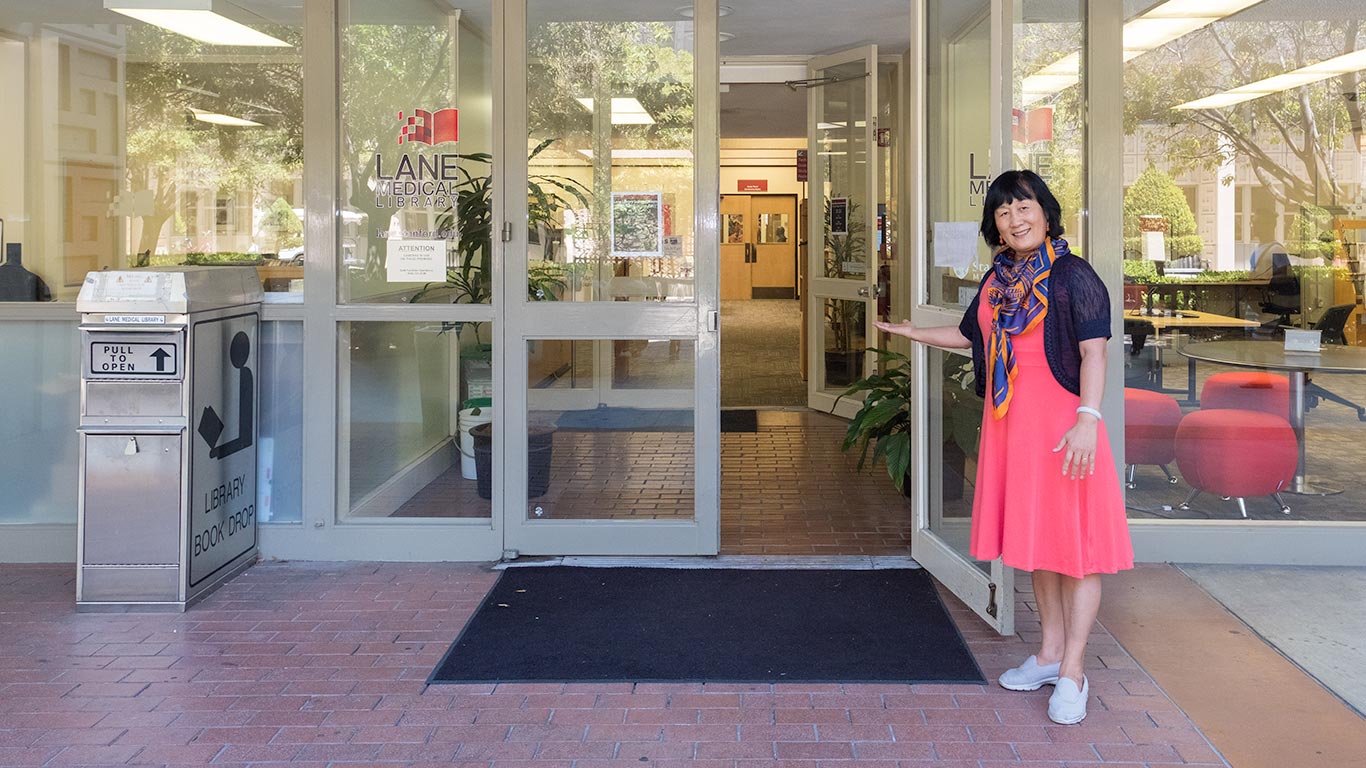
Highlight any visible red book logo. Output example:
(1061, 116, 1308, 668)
(398, 108, 459, 145)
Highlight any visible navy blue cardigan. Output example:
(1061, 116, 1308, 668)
(956, 253, 1113, 399)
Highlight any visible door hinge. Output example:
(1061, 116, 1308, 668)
(501, 222, 513, 242)
(986, 582, 999, 618)
(707, 310, 720, 333)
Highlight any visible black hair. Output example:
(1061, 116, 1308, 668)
(978, 169, 1064, 248)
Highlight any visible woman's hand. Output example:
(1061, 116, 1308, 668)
(873, 319, 917, 339)
(1053, 415, 1100, 479)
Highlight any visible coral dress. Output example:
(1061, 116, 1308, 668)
(969, 282, 1134, 578)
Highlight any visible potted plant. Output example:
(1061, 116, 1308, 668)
(835, 349, 979, 498)
(834, 347, 914, 493)
(823, 199, 869, 385)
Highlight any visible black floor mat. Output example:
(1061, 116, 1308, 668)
(720, 409, 758, 432)
(429, 567, 985, 684)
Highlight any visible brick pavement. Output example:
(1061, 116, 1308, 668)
(0, 562, 1226, 767)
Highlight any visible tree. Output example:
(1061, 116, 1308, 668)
(1123, 165, 1203, 259)
(1123, 18, 1363, 210)
(124, 25, 303, 258)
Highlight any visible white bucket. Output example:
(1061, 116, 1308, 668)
(458, 406, 493, 479)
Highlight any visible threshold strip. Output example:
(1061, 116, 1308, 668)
(495, 555, 920, 570)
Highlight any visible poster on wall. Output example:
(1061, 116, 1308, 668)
(830, 197, 849, 236)
(611, 192, 663, 257)
(725, 214, 746, 244)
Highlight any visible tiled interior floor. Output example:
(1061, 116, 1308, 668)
(380, 411, 911, 554)
(0, 562, 1230, 768)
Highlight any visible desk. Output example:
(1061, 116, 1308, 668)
(1179, 340, 1366, 495)
(1125, 310, 1259, 394)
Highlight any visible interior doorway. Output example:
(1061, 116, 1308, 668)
(716, 31, 911, 556)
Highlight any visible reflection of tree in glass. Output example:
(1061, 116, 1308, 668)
(125, 25, 303, 259)
(528, 21, 694, 263)
(613, 196, 661, 254)
(1125, 19, 1363, 210)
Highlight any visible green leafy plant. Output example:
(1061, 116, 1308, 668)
(835, 348, 914, 492)
(410, 139, 590, 306)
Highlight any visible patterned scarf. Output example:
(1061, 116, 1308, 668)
(986, 238, 1064, 419)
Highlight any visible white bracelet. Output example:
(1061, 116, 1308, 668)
(1076, 406, 1103, 421)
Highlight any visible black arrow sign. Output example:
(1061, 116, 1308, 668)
(150, 347, 170, 372)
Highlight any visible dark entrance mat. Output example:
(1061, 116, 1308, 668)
(428, 567, 985, 684)
(553, 408, 758, 433)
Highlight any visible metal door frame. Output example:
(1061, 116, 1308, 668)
(805, 45, 880, 419)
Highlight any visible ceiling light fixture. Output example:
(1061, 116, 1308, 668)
(1020, 0, 1266, 107)
(575, 97, 656, 125)
(676, 5, 733, 19)
(190, 108, 263, 127)
(1176, 48, 1366, 110)
(105, 0, 291, 47)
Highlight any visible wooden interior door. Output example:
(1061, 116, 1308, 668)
(750, 195, 797, 296)
(720, 194, 752, 300)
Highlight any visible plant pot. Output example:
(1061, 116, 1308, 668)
(471, 422, 555, 500)
(824, 350, 865, 387)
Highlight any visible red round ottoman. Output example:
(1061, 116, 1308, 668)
(1174, 409, 1296, 518)
(1200, 371, 1289, 419)
(1124, 388, 1182, 488)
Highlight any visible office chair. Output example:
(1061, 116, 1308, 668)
(1260, 271, 1301, 328)
(1305, 304, 1366, 421)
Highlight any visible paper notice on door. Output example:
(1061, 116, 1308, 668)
(386, 240, 447, 283)
(932, 222, 981, 275)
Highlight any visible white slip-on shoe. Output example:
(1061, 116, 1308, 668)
(1047, 675, 1089, 725)
(998, 655, 1062, 691)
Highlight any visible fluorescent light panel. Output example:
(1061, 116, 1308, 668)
(107, 5, 290, 47)
(575, 149, 693, 160)
(1175, 46, 1366, 110)
(575, 97, 656, 125)
(1020, 0, 1265, 106)
(191, 108, 262, 126)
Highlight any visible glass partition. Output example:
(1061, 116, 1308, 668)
(928, 347, 987, 573)
(925, 0, 993, 309)
(0, 4, 304, 301)
(0, 322, 79, 524)
(524, 1, 696, 304)
(339, 321, 493, 520)
(526, 338, 695, 521)
(1120, 0, 1366, 524)
(339, 1, 494, 304)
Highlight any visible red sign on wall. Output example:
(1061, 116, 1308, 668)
(737, 179, 768, 192)
(796, 149, 808, 182)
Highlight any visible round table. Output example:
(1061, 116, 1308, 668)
(1179, 340, 1366, 495)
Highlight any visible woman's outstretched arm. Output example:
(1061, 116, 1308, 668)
(873, 320, 971, 350)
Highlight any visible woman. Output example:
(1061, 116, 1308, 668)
(874, 170, 1132, 725)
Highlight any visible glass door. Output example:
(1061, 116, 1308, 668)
(911, 0, 1014, 635)
(500, 0, 719, 556)
(806, 46, 879, 419)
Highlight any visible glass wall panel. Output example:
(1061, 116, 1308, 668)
(928, 347, 987, 573)
(340, 321, 492, 520)
(525, 1, 696, 303)
(340, 1, 494, 304)
(258, 322, 303, 524)
(526, 338, 695, 520)
(925, 0, 993, 309)
(1120, 0, 1366, 523)
(1013, 1, 1086, 243)
(819, 60, 870, 280)
(0, 4, 304, 301)
(0, 322, 79, 524)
